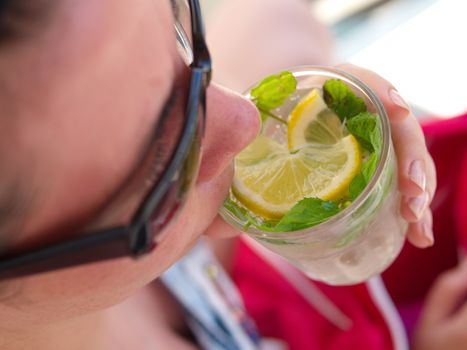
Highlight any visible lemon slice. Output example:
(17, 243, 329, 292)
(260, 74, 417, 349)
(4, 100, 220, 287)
(288, 89, 343, 150)
(232, 134, 361, 220)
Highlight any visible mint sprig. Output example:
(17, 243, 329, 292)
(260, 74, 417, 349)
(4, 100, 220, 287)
(223, 197, 340, 232)
(323, 79, 367, 121)
(347, 112, 382, 199)
(322, 79, 383, 201)
(223, 198, 261, 230)
(346, 112, 382, 152)
(349, 153, 378, 199)
(223, 198, 275, 231)
(250, 71, 297, 125)
(272, 198, 340, 232)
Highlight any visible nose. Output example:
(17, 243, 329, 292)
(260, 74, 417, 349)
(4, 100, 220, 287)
(197, 83, 261, 183)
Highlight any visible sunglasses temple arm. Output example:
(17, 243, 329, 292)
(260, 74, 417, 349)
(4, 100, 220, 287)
(0, 226, 132, 280)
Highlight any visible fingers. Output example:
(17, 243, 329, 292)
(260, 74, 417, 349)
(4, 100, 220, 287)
(425, 152, 437, 201)
(406, 209, 434, 248)
(390, 112, 436, 202)
(337, 64, 433, 194)
(391, 116, 429, 197)
(393, 115, 435, 247)
(413, 261, 467, 350)
(451, 299, 467, 330)
(420, 259, 467, 328)
(337, 64, 436, 248)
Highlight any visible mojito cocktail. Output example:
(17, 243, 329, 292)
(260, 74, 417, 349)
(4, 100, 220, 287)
(220, 67, 407, 285)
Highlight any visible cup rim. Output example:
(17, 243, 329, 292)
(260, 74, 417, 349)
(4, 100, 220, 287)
(221, 65, 391, 241)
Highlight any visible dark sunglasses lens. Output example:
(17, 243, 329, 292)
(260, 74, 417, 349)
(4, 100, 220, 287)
(149, 108, 203, 241)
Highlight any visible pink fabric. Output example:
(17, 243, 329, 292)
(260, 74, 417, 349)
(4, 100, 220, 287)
(231, 113, 467, 349)
(232, 240, 393, 350)
(423, 114, 467, 253)
(383, 114, 467, 335)
(458, 156, 467, 250)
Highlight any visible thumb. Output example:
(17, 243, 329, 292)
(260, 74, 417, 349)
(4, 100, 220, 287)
(420, 259, 467, 327)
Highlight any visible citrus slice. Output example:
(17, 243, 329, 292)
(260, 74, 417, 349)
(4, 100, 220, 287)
(288, 88, 343, 150)
(232, 134, 361, 220)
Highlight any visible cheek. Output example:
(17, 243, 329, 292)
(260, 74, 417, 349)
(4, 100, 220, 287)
(3, 249, 174, 327)
(0, 166, 234, 327)
(11, 0, 176, 239)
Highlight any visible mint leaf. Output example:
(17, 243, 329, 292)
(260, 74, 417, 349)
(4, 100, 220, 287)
(323, 79, 366, 121)
(349, 173, 366, 200)
(223, 198, 260, 229)
(362, 152, 379, 181)
(250, 71, 297, 111)
(259, 111, 269, 123)
(346, 112, 382, 199)
(223, 198, 276, 231)
(223, 198, 249, 222)
(346, 112, 382, 152)
(370, 120, 383, 154)
(348, 152, 379, 200)
(272, 198, 340, 232)
(225, 196, 341, 232)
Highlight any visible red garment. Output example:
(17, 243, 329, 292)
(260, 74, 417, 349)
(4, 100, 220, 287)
(231, 114, 467, 350)
(384, 114, 467, 335)
(233, 240, 395, 350)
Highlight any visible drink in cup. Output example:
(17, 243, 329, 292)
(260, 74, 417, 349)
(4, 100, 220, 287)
(220, 66, 407, 285)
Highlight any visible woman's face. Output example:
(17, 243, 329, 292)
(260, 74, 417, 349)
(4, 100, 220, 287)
(0, 0, 259, 327)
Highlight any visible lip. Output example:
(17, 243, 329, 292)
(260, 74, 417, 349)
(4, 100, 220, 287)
(153, 160, 234, 244)
(196, 150, 236, 184)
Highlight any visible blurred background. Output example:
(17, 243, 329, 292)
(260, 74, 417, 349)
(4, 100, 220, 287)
(201, 0, 467, 120)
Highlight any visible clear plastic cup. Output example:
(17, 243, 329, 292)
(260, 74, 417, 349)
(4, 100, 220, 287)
(220, 66, 407, 285)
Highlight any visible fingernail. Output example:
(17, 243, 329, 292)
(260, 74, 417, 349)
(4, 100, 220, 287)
(422, 220, 434, 246)
(409, 160, 426, 192)
(408, 192, 429, 220)
(389, 89, 410, 112)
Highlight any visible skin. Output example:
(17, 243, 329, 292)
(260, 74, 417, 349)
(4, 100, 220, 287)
(413, 258, 467, 350)
(0, 0, 435, 349)
(0, 1, 259, 348)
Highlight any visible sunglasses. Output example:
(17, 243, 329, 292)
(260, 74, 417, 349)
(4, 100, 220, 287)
(0, 0, 211, 279)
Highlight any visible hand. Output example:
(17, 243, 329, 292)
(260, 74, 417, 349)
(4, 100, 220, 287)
(412, 260, 467, 350)
(338, 64, 436, 248)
